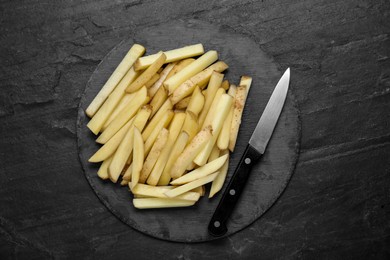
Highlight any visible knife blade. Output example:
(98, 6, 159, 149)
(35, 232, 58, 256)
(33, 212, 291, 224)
(208, 68, 290, 237)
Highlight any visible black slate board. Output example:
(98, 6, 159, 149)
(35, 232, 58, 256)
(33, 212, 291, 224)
(77, 19, 301, 242)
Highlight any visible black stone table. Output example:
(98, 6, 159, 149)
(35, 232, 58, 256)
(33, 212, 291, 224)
(1, 0, 389, 259)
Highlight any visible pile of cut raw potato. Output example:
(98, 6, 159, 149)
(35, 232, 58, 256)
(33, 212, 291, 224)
(86, 43, 252, 209)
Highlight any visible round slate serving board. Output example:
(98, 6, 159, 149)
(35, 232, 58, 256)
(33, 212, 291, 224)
(77, 19, 301, 242)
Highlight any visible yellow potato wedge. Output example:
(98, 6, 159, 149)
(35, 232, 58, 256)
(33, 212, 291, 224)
(186, 86, 205, 117)
(174, 96, 191, 110)
(139, 128, 169, 183)
(194, 94, 233, 166)
(134, 44, 204, 71)
(144, 111, 174, 156)
(147, 112, 186, 186)
(198, 72, 224, 127)
(86, 44, 145, 117)
(131, 127, 144, 189)
(148, 63, 176, 98)
(217, 85, 236, 150)
(164, 50, 218, 94)
(208, 144, 220, 163)
(87, 67, 140, 135)
(133, 198, 196, 209)
(102, 93, 135, 131)
(142, 99, 173, 140)
(166, 58, 195, 80)
(171, 154, 227, 185)
(165, 172, 219, 198)
(169, 61, 228, 104)
(149, 86, 168, 117)
(97, 155, 113, 180)
(88, 117, 135, 163)
(145, 73, 160, 88)
(202, 87, 225, 129)
(209, 150, 229, 198)
(229, 85, 249, 152)
(108, 106, 151, 183)
(130, 183, 199, 201)
(170, 125, 213, 179)
(221, 79, 230, 90)
(126, 53, 166, 93)
(97, 86, 148, 144)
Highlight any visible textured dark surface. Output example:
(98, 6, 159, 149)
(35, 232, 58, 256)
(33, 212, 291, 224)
(1, 0, 389, 258)
(78, 19, 300, 242)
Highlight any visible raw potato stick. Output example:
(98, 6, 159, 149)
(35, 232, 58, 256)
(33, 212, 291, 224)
(221, 79, 230, 90)
(181, 111, 199, 143)
(170, 61, 228, 104)
(164, 51, 218, 94)
(139, 128, 169, 183)
(88, 118, 135, 162)
(133, 198, 196, 209)
(86, 44, 145, 117)
(149, 86, 168, 117)
(170, 154, 227, 185)
(209, 150, 229, 198)
(165, 172, 219, 198)
(174, 96, 191, 110)
(148, 63, 176, 98)
(146, 112, 186, 186)
(217, 85, 236, 150)
(97, 155, 113, 180)
(135, 44, 204, 70)
(240, 75, 253, 93)
(165, 58, 195, 80)
(198, 72, 224, 127)
(186, 86, 205, 117)
(144, 73, 160, 88)
(208, 143, 220, 162)
(194, 94, 233, 166)
(102, 93, 135, 131)
(144, 111, 174, 156)
(122, 163, 133, 181)
(126, 53, 166, 93)
(87, 67, 140, 135)
(229, 85, 249, 152)
(130, 183, 199, 201)
(131, 127, 144, 189)
(97, 86, 148, 144)
(163, 131, 189, 180)
(109, 106, 151, 183)
(170, 125, 213, 179)
(142, 99, 173, 140)
(202, 87, 225, 129)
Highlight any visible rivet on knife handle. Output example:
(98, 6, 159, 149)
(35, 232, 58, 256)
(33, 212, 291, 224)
(208, 144, 262, 237)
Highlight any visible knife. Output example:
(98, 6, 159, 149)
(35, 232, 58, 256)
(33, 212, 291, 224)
(208, 68, 290, 237)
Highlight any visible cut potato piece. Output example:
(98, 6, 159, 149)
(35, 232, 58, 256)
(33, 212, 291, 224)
(108, 106, 151, 183)
(194, 94, 233, 166)
(209, 150, 230, 198)
(126, 53, 166, 93)
(191, 186, 205, 196)
(147, 112, 186, 186)
(139, 128, 169, 183)
(102, 93, 135, 131)
(135, 44, 204, 71)
(198, 72, 224, 127)
(181, 111, 199, 143)
(131, 127, 144, 189)
(148, 63, 176, 98)
(171, 154, 227, 185)
(208, 144, 220, 163)
(229, 85, 249, 152)
(186, 86, 204, 117)
(217, 85, 236, 150)
(97, 156, 113, 180)
(174, 96, 191, 110)
(162, 131, 188, 181)
(87, 67, 140, 135)
(145, 73, 160, 88)
(165, 172, 218, 198)
(142, 99, 173, 140)
(122, 163, 132, 181)
(240, 75, 253, 93)
(97, 86, 148, 144)
(170, 125, 213, 179)
(170, 61, 228, 104)
(149, 86, 168, 117)
(166, 58, 195, 80)
(221, 79, 230, 90)
(130, 183, 199, 201)
(164, 51, 218, 94)
(86, 44, 145, 117)
(144, 111, 173, 156)
(133, 198, 196, 209)
(202, 87, 225, 129)
(89, 117, 135, 163)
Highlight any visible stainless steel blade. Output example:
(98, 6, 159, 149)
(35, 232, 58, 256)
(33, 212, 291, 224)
(249, 68, 290, 154)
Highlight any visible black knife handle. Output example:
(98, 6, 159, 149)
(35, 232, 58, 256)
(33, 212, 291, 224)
(208, 144, 262, 237)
